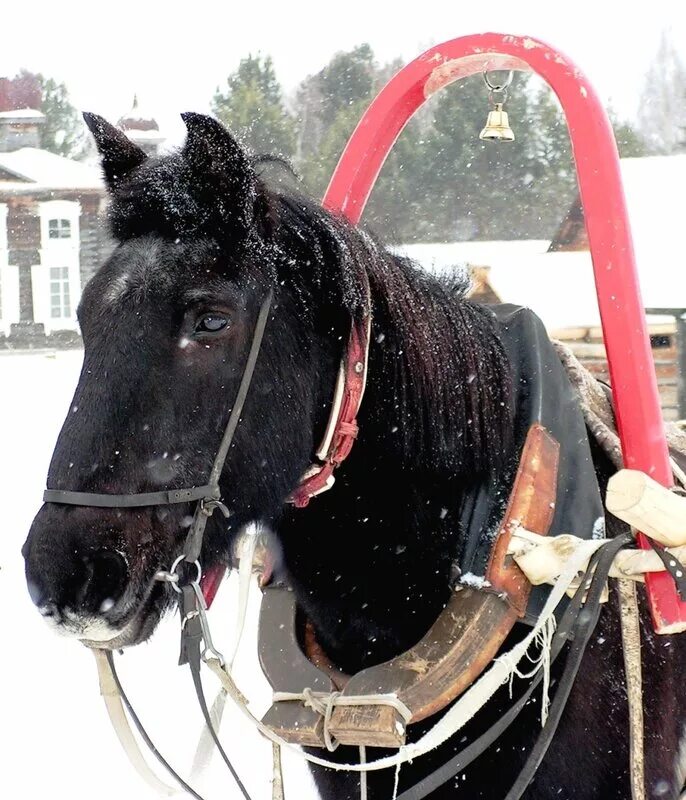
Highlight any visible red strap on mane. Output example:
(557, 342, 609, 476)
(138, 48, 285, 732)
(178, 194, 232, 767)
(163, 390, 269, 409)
(289, 313, 371, 508)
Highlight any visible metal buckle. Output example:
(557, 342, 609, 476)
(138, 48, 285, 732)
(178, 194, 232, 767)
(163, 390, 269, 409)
(200, 498, 231, 518)
(155, 554, 202, 594)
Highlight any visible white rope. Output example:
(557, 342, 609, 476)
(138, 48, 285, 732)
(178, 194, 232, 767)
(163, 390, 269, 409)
(359, 746, 367, 800)
(205, 531, 606, 773)
(536, 614, 556, 725)
(392, 760, 402, 800)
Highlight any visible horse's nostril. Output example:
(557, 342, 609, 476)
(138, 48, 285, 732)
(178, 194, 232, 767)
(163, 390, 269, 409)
(26, 577, 47, 608)
(81, 550, 128, 614)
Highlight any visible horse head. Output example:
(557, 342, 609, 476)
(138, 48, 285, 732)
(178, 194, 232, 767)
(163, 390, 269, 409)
(22, 113, 354, 648)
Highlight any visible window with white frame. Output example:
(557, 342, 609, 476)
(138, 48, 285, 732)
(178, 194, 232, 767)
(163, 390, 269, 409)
(40, 201, 79, 248)
(49, 267, 71, 319)
(35, 200, 81, 331)
(48, 218, 72, 240)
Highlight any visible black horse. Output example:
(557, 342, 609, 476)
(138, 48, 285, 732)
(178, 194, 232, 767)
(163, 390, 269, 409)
(22, 112, 686, 799)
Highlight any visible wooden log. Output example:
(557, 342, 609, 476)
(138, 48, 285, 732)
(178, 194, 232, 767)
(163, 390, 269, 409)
(606, 469, 686, 547)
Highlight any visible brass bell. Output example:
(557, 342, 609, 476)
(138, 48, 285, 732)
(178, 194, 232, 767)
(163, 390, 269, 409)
(479, 103, 515, 142)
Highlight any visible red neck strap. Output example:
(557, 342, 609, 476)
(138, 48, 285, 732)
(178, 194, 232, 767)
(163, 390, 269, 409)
(288, 310, 371, 508)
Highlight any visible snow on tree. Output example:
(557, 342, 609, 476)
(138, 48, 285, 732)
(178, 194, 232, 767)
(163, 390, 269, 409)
(0, 69, 83, 158)
(637, 31, 686, 154)
(212, 54, 297, 158)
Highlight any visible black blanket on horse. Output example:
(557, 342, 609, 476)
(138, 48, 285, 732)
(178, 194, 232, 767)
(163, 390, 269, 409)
(457, 304, 605, 623)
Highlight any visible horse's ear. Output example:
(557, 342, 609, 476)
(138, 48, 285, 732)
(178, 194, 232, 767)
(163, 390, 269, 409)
(83, 112, 147, 191)
(181, 113, 256, 228)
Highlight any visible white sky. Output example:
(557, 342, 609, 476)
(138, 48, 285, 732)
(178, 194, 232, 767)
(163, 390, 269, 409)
(3, 0, 686, 145)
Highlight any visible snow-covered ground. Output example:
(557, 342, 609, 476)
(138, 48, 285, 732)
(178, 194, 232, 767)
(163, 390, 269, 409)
(0, 349, 317, 799)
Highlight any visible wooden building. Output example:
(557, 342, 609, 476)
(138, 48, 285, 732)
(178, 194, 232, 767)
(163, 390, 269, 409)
(0, 109, 105, 345)
(0, 98, 163, 347)
(544, 155, 686, 421)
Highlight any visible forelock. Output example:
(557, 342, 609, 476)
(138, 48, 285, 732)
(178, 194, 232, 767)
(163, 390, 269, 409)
(107, 153, 206, 241)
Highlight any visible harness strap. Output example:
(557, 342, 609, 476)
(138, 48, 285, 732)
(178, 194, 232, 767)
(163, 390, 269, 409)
(184, 625, 253, 800)
(93, 649, 177, 797)
(618, 577, 646, 800)
(393, 532, 632, 800)
(502, 531, 633, 800)
(103, 650, 208, 800)
(289, 306, 371, 508)
(182, 290, 273, 565)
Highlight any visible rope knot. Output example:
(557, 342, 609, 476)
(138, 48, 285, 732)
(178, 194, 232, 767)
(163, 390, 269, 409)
(301, 688, 342, 751)
(272, 688, 413, 753)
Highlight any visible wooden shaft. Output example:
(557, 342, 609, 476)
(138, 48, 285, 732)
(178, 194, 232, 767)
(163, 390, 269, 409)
(508, 529, 686, 586)
(606, 469, 686, 547)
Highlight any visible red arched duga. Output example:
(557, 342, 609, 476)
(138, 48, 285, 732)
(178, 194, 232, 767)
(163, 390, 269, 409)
(323, 32, 682, 634)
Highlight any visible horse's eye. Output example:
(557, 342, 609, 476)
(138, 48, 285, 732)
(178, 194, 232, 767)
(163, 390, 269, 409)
(195, 314, 229, 333)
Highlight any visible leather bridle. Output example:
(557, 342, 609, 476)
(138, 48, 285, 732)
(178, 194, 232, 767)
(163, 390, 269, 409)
(43, 289, 273, 594)
(42, 285, 371, 605)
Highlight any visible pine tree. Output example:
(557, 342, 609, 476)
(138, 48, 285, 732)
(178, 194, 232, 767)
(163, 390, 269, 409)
(608, 110, 649, 158)
(0, 70, 83, 158)
(294, 44, 379, 193)
(637, 31, 686, 154)
(212, 55, 296, 157)
(38, 75, 84, 158)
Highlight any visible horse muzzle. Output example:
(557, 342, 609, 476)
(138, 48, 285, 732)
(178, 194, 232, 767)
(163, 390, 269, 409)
(21, 504, 165, 646)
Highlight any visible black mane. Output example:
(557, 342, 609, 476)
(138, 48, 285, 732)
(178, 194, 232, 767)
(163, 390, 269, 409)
(263, 191, 514, 477)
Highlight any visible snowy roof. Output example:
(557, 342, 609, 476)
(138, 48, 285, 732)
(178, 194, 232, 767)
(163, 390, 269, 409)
(125, 128, 165, 142)
(399, 241, 682, 333)
(0, 147, 102, 191)
(0, 108, 45, 120)
(398, 154, 686, 333)
(118, 95, 159, 132)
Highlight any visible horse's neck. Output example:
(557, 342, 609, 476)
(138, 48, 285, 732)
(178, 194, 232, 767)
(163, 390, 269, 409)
(277, 315, 466, 672)
(278, 443, 459, 673)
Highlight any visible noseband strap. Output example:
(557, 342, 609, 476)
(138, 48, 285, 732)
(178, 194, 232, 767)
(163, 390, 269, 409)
(42, 290, 273, 527)
(43, 485, 219, 508)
